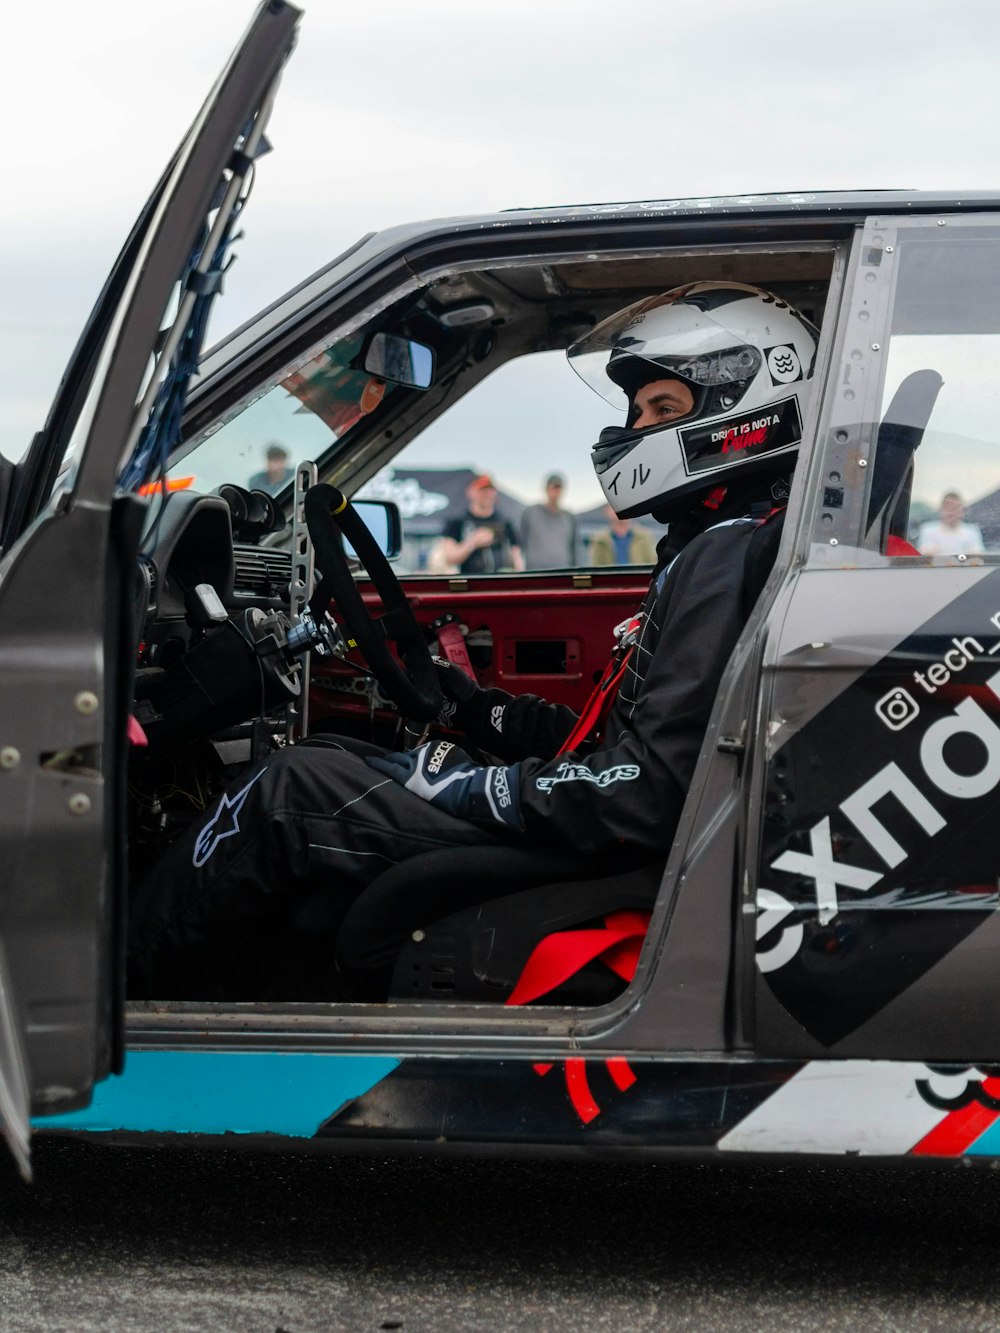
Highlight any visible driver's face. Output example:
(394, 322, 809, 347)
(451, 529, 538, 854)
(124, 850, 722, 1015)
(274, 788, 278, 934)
(630, 377, 695, 430)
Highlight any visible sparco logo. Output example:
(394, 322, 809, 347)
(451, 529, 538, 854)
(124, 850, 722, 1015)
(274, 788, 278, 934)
(536, 761, 640, 791)
(492, 767, 512, 809)
(426, 742, 453, 774)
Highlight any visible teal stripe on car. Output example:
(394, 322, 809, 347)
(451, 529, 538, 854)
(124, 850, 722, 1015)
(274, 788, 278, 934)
(35, 1050, 400, 1137)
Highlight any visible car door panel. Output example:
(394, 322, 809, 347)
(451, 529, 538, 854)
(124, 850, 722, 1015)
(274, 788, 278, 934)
(756, 564, 1000, 1059)
(0, 2, 302, 1170)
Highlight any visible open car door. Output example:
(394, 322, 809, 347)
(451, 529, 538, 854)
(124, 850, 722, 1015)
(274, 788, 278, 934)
(0, 0, 301, 1176)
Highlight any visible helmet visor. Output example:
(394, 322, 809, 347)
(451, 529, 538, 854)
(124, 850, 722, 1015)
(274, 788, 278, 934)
(568, 291, 763, 413)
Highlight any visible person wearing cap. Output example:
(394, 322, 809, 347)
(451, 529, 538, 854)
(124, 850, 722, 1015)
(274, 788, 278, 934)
(440, 474, 524, 575)
(519, 473, 577, 570)
(128, 282, 818, 1002)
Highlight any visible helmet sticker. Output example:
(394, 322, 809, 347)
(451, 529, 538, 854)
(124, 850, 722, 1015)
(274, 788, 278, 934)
(678, 396, 802, 475)
(765, 345, 803, 386)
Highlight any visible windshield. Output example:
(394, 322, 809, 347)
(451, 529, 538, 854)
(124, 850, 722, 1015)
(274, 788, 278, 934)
(167, 334, 402, 496)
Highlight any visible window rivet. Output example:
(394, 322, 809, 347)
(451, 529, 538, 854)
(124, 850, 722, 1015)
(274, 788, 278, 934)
(0, 747, 20, 771)
(871, 343, 881, 351)
(938, 219, 947, 226)
(885, 246, 894, 253)
(75, 691, 99, 715)
(858, 458, 868, 468)
(68, 793, 91, 816)
(412, 929, 425, 943)
(958, 553, 967, 562)
(830, 538, 839, 546)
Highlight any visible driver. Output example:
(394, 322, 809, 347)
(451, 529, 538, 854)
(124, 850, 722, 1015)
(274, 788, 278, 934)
(128, 282, 818, 1000)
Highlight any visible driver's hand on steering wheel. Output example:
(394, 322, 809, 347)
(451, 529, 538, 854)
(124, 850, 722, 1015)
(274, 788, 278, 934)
(367, 740, 523, 832)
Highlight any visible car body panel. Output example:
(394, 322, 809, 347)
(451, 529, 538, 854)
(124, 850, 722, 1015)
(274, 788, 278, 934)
(34, 1048, 1000, 1162)
(16, 2, 1000, 1166)
(0, 0, 302, 1172)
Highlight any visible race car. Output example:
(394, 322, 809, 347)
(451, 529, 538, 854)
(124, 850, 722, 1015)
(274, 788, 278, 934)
(3, 0, 1000, 1175)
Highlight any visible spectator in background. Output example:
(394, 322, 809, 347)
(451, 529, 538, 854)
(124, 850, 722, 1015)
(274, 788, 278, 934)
(917, 491, 984, 556)
(519, 473, 576, 569)
(589, 504, 657, 566)
(249, 443, 295, 495)
(440, 475, 524, 575)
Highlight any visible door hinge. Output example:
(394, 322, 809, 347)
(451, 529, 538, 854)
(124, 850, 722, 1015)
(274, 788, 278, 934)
(717, 726, 746, 755)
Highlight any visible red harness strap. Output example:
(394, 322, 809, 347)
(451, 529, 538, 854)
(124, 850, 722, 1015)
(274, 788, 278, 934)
(557, 614, 642, 755)
(434, 618, 476, 676)
(557, 648, 634, 755)
(506, 910, 651, 1006)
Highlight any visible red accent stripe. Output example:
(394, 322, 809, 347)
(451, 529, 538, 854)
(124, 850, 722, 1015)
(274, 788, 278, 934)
(912, 1079, 1000, 1156)
(606, 1058, 637, 1092)
(565, 1058, 601, 1124)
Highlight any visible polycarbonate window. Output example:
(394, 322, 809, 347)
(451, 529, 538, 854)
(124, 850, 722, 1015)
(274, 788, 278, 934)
(809, 217, 1000, 565)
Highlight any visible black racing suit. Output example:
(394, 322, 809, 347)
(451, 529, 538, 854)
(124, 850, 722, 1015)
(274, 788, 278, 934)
(128, 516, 764, 998)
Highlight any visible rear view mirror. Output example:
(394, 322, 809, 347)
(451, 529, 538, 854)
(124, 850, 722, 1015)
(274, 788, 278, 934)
(343, 499, 402, 563)
(362, 332, 434, 390)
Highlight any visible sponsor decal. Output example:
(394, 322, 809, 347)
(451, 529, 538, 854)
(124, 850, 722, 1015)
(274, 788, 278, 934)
(678, 396, 801, 475)
(874, 685, 921, 731)
(765, 344, 803, 385)
(359, 377, 386, 414)
(491, 704, 505, 733)
(536, 761, 640, 791)
(757, 572, 1000, 1045)
(193, 768, 269, 867)
(426, 741, 453, 775)
(718, 1061, 957, 1157)
(491, 766, 513, 810)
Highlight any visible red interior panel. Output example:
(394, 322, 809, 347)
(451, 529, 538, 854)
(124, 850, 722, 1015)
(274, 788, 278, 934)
(310, 570, 650, 726)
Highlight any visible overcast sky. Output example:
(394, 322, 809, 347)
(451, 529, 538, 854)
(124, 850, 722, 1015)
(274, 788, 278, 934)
(4, 0, 1000, 496)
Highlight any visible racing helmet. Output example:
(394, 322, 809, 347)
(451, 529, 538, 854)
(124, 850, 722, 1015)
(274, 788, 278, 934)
(568, 282, 819, 519)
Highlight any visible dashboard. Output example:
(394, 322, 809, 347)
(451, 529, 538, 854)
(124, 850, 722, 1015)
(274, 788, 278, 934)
(133, 484, 298, 744)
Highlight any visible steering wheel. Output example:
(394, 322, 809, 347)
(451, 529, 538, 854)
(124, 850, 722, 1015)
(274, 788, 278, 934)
(304, 483, 443, 722)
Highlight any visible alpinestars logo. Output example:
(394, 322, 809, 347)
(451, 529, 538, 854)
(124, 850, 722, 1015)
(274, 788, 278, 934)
(536, 761, 640, 791)
(193, 767, 269, 868)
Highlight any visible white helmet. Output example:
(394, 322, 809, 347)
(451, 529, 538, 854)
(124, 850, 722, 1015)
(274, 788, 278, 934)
(568, 282, 819, 519)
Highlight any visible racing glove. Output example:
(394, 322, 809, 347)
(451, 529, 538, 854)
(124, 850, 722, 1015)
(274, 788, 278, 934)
(434, 656, 481, 728)
(367, 739, 523, 832)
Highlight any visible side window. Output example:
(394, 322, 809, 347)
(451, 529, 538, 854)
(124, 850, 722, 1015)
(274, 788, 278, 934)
(814, 220, 1000, 561)
(357, 350, 664, 574)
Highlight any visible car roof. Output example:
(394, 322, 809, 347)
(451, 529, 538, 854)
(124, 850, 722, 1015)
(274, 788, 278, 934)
(197, 187, 1000, 390)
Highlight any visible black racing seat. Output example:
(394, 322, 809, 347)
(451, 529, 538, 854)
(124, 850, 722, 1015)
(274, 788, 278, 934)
(334, 842, 661, 1002)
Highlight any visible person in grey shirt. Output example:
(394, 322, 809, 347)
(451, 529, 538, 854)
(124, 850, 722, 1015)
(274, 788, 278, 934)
(519, 473, 577, 569)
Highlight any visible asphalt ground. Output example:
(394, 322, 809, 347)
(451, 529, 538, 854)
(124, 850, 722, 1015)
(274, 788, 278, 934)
(0, 1140, 997, 1331)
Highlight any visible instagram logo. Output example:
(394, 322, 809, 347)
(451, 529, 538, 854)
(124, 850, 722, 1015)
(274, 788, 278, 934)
(874, 686, 920, 731)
